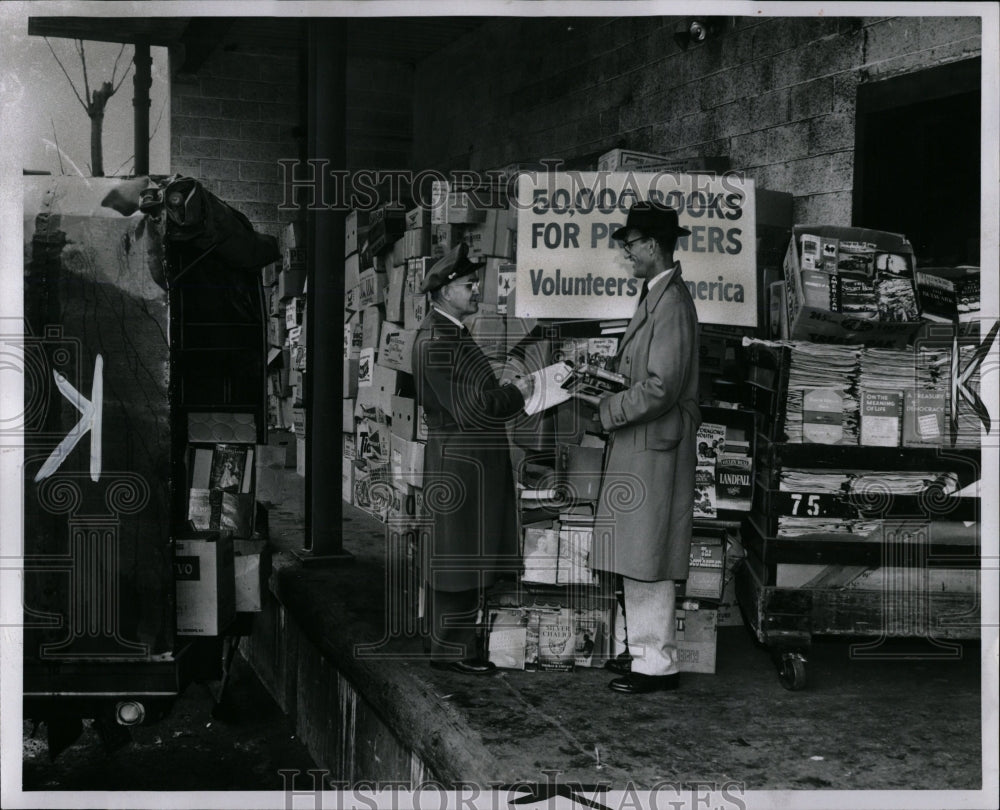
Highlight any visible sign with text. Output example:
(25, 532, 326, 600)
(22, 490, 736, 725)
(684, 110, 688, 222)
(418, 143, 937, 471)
(515, 172, 757, 325)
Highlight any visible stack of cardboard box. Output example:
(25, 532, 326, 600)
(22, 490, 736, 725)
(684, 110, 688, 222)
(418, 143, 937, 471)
(262, 222, 305, 471)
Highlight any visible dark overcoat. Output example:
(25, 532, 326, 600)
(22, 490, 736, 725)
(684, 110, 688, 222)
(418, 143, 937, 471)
(592, 266, 702, 582)
(411, 309, 524, 592)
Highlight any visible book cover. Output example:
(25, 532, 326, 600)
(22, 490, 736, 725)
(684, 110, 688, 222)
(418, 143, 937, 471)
(902, 389, 946, 447)
(802, 388, 844, 444)
(801, 270, 836, 310)
(488, 609, 528, 670)
(693, 465, 717, 518)
(210, 445, 249, 493)
(587, 338, 618, 369)
(696, 422, 726, 463)
(837, 275, 878, 316)
(875, 275, 919, 322)
(915, 272, 958, 323)
(860, 390, 902, 447)
(573, 615, 600, 668)
(955, 274, 980, 319)
(715, 452, 753, 511)
(496, 264, 516, 315)
(220, 492, 254, 536)
(799, 233, 821, 270)
(537, 612, 576, 671)
(187, 489, 212, 530)
(836, 241, 877, 276)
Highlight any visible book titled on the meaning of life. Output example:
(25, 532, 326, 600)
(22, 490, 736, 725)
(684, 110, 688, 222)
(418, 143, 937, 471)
(860, 390, 903, 447)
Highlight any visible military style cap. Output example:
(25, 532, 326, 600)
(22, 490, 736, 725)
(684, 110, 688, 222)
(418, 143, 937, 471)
(419, 242, 481, 293)
(612, 200, 691, 242)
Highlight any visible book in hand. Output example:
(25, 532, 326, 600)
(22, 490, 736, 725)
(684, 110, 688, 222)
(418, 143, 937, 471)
(522, 361, 574, 415)
(562, 363, 630, 400)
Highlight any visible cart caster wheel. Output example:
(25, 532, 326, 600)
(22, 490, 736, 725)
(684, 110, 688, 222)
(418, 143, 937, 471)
(778, 652, 807, 691)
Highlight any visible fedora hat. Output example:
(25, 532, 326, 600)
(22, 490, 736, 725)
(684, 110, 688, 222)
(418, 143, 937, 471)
(612, 200, 691, 242)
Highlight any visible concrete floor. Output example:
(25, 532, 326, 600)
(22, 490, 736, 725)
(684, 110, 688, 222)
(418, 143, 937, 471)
(256, 454, 987, 793)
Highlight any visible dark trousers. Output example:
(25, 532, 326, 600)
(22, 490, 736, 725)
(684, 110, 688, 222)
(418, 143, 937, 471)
(425, 586, 481, 661)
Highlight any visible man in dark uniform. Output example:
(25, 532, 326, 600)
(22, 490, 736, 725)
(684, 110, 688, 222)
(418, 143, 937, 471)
(411, 243, 534, 675)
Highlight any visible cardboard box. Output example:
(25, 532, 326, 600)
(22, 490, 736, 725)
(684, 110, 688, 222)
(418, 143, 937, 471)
(267, 285, 281, 317)
(784, 225, 921, 348)
(261, 263, 278, 287)
(344, 313, 363, 360)
(431, 223, 463, 258)
(356, 362, 401, 422)
(343, 358, 359, 398)
(343, 398, 356, 433)
(345, 252, 360, 289)
(357, 348, 375, 390)
(296, 436, 306, 477)
(403, 228, 431, 260)
(282, 221, 306, 251)
(358, 268, 387, 308)
(278, 265, 306, 300)
(391, 395, 417, 440)
(175, 534, 236, 636)
(292, 406, 306, 437)
(343, 432, 357, 459)
(345, 210, 368, 256)
(352, 460, 393, 520)
(405, 292, 429, 330)
(379, 322, 417, 373)
(385, 264, 408, 323)
(268, 316, 287, 348)
(342, 456, 356, 502)
(390, 434, 425, 488)
(233, 539, 268, 613)
(367, 205, 406, 256)
(405, 206, 431, 231)
(283, 246, 306, 273)
(676, 605, 718, 674)
(466, 207, 515, 259)
(285, 297, 304, 330)
(345, 284, 359, 313)
(361, 305, 384, 353)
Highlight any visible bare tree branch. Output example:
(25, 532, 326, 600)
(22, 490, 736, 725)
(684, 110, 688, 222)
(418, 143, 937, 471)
(44, 37, 88, 112)
(51, 118, 66, 174)
(76, 39, 91, 105)
(110, 43, 132, 94)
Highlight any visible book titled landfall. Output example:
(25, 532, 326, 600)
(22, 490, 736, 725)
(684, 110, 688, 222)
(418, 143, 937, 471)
(860, 390, 902, 447)
(715, 452, 752, 511)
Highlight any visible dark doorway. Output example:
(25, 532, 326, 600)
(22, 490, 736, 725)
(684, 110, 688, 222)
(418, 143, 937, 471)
(854, 58, 980, 267)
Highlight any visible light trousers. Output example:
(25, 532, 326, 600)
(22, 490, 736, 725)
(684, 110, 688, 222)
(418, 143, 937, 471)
(622, 577, 678, 676)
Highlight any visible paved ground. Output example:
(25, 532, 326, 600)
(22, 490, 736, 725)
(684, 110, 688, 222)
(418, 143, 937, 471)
(21, 651, 317, 791)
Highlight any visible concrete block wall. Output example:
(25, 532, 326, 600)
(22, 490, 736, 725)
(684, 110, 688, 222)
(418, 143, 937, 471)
(171, 45, 304, 241)
(412, 15, 981, 225)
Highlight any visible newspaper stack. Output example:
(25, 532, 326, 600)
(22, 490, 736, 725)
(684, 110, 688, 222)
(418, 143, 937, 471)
(783, 342, 860, 444)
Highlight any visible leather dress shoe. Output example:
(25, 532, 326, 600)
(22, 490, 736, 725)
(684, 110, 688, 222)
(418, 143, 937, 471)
(604, 654, 632, 676)
(609, 672, 680, 694)
(429, 658, 497, 675)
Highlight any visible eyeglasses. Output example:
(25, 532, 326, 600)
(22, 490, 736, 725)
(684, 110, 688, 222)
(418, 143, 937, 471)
(454, 280, 480, 290)
(620, 236, 650, 255)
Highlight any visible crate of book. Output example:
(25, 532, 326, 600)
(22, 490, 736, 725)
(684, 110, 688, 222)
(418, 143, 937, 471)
(486, 580, 614, 671)
(783, 225, 923, 348)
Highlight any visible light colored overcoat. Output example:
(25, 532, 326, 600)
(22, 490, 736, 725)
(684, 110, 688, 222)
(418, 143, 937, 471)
(593, 265, 701, 581)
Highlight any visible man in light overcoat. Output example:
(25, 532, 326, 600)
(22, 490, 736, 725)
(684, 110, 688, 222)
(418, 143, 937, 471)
(590, 201, 701, 694)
